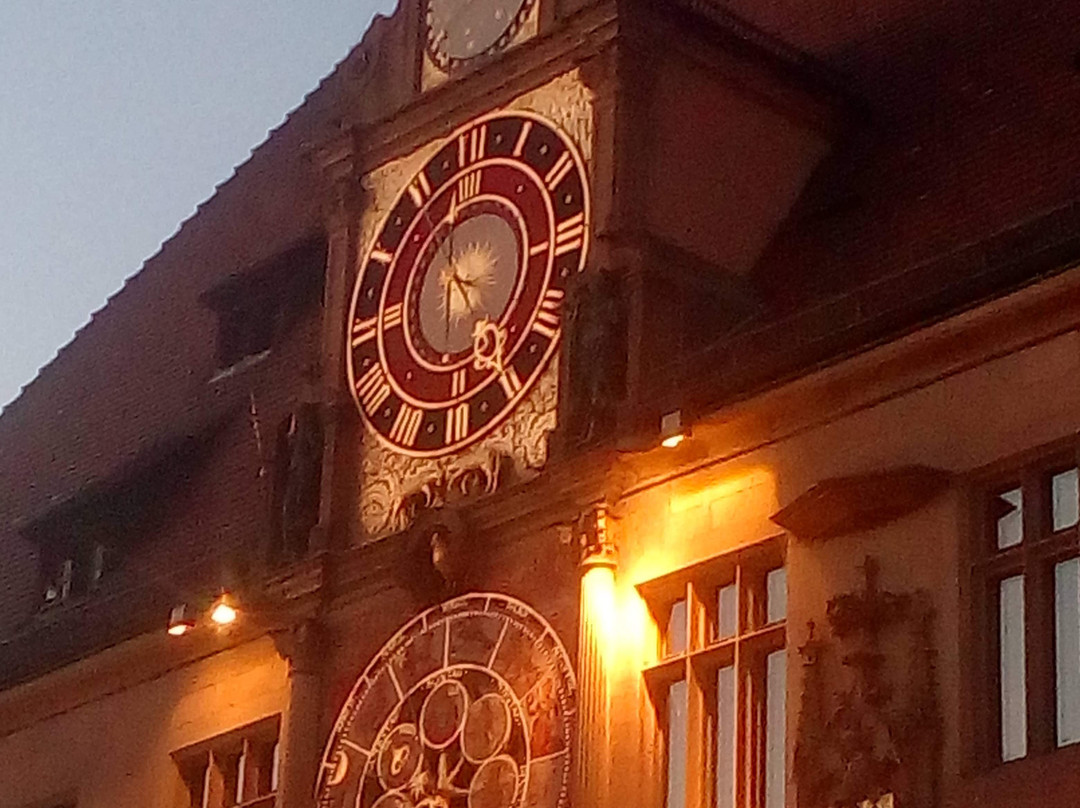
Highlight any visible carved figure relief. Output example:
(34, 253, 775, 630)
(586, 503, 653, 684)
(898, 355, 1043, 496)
(794, 557, 940, 808)
(317, 593, 577, 808)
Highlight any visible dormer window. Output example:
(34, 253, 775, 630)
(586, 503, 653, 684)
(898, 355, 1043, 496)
(41, 540, 112, 607)
(22, 430, 213, 615)
(203, 238, 326, 374)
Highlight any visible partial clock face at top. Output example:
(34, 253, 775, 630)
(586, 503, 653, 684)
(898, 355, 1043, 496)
(425, 0, 536, 71)
(347, 111, 590, 458)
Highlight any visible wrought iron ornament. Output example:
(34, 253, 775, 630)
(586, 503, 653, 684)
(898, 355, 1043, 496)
(346, 111, 590, 460)
(317, 593, 577, 808)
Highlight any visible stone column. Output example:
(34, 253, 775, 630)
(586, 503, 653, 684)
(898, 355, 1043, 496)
(277, 619, 325, 808)
(575, 507, 617, 808)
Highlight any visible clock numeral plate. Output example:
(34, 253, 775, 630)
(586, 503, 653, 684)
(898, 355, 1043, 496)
(346, 111, 590, 457)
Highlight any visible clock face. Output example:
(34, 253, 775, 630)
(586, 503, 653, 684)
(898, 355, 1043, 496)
(347, 111, 590, 458)
(316, 593, 576, 808)
(425, 0, 535, 71)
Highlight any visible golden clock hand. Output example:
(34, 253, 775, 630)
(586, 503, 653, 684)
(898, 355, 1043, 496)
(443, 273, 452, 344)
(452, 275, 477, 316)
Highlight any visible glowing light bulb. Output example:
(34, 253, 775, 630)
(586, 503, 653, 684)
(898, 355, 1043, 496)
(167, 603, 195, 637)
(210, 596, 238, 626)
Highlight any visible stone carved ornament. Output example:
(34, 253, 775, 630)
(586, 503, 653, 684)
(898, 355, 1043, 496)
(357, 71, 595, 539)
(794, 557, 941, 808)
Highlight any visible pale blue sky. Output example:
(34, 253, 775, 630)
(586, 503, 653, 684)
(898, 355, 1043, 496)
(0, 0, 396, 408)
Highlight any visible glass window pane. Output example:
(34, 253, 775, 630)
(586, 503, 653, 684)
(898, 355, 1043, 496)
(717, 584, 738, 640)
(765, 650, 786, 808)
(237, 746, 248, 804)
(996, 488, 1023, 549)
(716, 665, 735, 808)
(1000, 574, 1028, 761)
(666, 599, 688, 656)
(666, 679, 688, 808)
(1053, 469, 1080, 532)
(766, 568, 787, 623)
(1056, 559, 1080, 746)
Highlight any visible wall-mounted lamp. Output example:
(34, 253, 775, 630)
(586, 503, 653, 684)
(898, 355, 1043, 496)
(660, 410, 688, 449)
(167, 603, 195, 636)
(210, 593, 239, 626)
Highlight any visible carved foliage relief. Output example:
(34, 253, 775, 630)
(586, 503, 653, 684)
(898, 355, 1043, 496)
(794, 557, 941, 808)
(356, 71, 595, 539)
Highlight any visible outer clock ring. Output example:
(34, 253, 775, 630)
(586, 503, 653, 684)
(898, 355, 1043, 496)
(315, 593, 577, 808)
(346, 110, 590, 458)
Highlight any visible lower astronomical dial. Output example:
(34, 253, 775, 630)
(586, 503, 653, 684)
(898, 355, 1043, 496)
(316, 593, 577, 808)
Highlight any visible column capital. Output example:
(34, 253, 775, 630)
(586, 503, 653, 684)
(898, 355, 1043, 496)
(271, 618, 325, 676)
(578, 505, 617, 570)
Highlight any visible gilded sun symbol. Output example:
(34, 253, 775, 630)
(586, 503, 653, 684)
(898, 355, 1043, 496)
(440, 242, 497, 325)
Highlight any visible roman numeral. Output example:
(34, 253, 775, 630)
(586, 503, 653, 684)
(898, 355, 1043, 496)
(355, 362, 391, 415)
(407, 172, 432, 207)
(389, 403, 424, 447)
(457, 125, 487, 170)
(457, 169, 482, 202)
(533, 289, 563, 338)
(554, 213, 585, 257)
(545, 151, 574, 191)
(351, 316, 377, 346)
(469, 124, 487, 163)
(513, 120, 533, 157)
(451, 368, 468, 397)
(498, 366, 524, 399)
(370, 248, 393, 265)
(382, 302, 403, 331)
(445, 402, 470, 444)
(529, 241, 549, 257)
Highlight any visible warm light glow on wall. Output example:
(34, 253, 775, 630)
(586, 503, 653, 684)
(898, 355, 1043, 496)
(582, 563, 619, 653)
(624, 466, 779, 590)
(668, 467, 774, 515)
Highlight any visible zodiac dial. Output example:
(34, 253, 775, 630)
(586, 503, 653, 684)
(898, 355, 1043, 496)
(316, 593, 577, 808)
(346, 111, 590, 458)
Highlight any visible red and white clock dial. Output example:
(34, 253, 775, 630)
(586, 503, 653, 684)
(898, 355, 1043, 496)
(346, 111, 590, 457)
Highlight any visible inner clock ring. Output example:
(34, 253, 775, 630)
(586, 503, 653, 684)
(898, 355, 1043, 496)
(412, 204, 523, 359)
(398, 193, 531, 376)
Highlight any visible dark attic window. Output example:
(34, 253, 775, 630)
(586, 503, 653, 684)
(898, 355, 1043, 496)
(203, 237, 327, 373)
(23, 434, 210, 612)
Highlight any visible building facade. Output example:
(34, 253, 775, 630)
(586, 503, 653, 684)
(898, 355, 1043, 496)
(3, 1, 1080, 808)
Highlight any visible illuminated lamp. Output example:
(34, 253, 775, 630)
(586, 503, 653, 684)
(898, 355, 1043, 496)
(660, 409, 688, 448)
(210, 593, 238, 626)
(167, 604, 195, 636)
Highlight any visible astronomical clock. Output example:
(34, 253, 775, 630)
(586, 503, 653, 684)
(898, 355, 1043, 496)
(347, 73, 594, 538)
(315, 594, 577, 808)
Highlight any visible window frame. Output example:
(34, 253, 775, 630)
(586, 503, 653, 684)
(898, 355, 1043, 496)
(202, 236, 327, 375)
(639, 537, 787, 808)
(969, 441, 1080, 769)
(172, 715, 281, 808)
